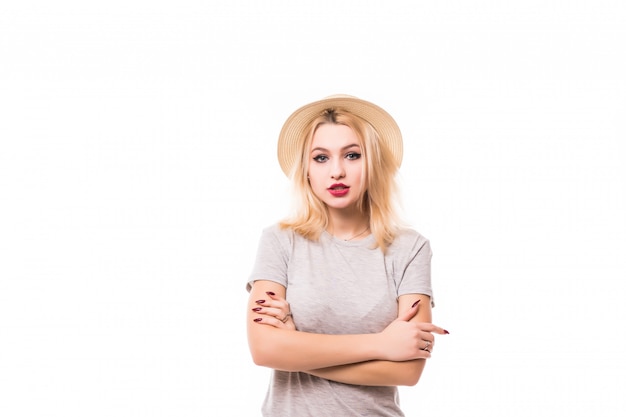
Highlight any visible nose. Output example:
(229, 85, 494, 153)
(330, 159, 345, 180)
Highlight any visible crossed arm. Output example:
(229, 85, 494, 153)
(246, 280, 446, 386)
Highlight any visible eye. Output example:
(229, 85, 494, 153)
(345, 152, 361, 160)
(313, 154, 328, 163)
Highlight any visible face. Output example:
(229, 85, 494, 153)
(308, 123, 365, 213)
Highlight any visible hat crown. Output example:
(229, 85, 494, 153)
(323, 94, 357, 99)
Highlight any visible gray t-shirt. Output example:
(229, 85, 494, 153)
(247, 224, 434, 417)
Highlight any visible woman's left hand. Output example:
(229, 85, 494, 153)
(252, 291, 296, 330)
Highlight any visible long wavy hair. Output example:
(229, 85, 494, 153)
(279, 108, 404, 253)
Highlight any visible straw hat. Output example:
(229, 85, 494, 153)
(277, 95, 403, 176)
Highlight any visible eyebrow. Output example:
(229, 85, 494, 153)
(311, 143, 361, 153)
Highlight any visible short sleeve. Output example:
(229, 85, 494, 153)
(246, 225, 291, 292)
(394, 230, 435, 307)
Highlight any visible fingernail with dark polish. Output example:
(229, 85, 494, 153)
(444, 329, 450, 334)
(252, 307, 262, 312)
(255, 300, 265, 304)
(266, 291, 275, 296)
(412, 300, 421, 308)
(253, 318, 262, 322)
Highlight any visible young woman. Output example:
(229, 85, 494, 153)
(246, 95, 448, 416)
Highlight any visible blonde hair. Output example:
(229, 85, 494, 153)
(279, 108, 404, 253)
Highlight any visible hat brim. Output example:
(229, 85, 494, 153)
(277, 95, 403, 176)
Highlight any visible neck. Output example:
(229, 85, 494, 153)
(327, 209, 370, 241)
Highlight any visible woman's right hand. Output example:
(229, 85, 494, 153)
(378, 301, 448, 361)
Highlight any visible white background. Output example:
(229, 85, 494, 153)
(1, 1, 624, 416)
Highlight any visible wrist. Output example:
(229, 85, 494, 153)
(366, 332, 386, 361)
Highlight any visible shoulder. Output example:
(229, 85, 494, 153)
(259, 223, 301, 247)
(388, 227, 431, 256)
(261, 223, 287, 236)
(392, 227, 429, 247)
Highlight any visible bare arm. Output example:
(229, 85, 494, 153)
(247, 281, 439, 372)
(304, 293, 440, 386)
(305, 360, 424, 387)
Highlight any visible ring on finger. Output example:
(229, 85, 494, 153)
(423, 341, 431, 351)
(280, 312, 293, 323)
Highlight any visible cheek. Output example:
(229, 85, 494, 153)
(309, 178, 324, 193)
(351, 165, 364, 182)
(307, 165, 322, 183)
(306, 170, 321, 188)
(355, 169, 367, 194)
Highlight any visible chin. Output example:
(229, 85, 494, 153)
(325, 201, 358, 211)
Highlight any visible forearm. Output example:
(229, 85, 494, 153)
(247, 324, 383, 372)
(247, 282, 440, 373)
(248, 281, 388, 371)
(303, 294, 434, 386)
(306, 359, 426, 387)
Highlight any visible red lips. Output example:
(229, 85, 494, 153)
(328, 183, 349, 197)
